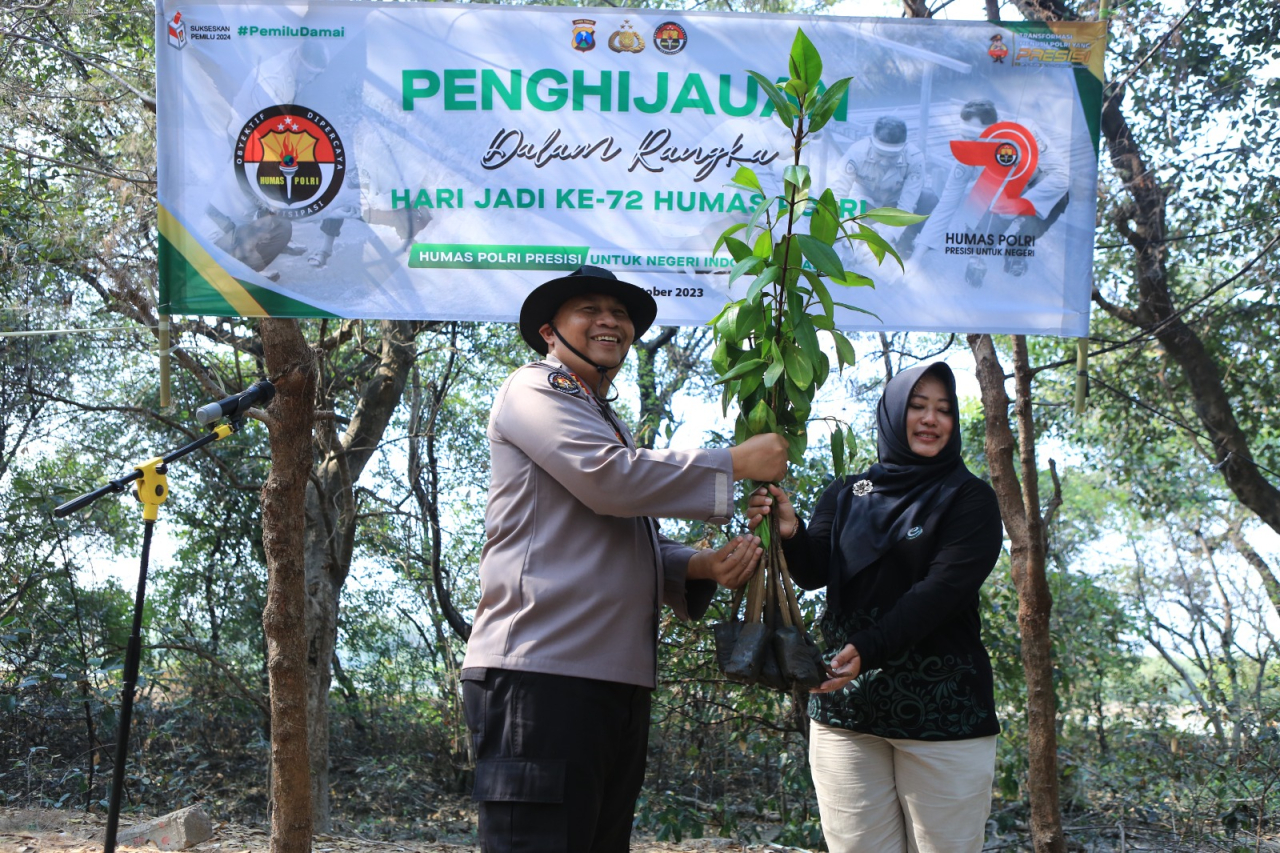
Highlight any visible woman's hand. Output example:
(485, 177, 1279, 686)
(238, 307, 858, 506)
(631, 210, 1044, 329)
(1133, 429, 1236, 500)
(687, 535, 762, 589)
(811, 644, 861, 693)
(745, 484, 799, 540)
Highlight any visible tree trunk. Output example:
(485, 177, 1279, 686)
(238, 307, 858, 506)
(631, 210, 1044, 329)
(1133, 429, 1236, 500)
(1095, 90, 1280, 537)
(260, 318, 318, 853)
(968, 333, 1065, 853)
(303, 320, 421, 832)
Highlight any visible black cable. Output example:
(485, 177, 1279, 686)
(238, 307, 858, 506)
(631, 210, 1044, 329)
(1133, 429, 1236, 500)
(551, 324, 621, 403)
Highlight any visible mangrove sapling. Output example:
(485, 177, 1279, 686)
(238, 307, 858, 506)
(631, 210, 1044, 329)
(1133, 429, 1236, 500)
(709, 28, 926, 690)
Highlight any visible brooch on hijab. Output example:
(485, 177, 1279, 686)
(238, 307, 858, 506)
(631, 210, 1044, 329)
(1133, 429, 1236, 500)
(851, 479, 874, 497)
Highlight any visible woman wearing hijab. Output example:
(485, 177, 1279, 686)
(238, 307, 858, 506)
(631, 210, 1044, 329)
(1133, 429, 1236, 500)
(747, 362, 1004, 853)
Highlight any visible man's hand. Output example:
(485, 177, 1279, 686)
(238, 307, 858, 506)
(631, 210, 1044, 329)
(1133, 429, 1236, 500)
(687, 534, 762, 589)
(729, 433, 789, 483)
(745, 484, 799, 540)
(811, 643, 861, 694)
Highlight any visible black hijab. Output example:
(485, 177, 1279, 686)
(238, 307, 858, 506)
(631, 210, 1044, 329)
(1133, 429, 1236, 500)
(833, 362, 976, 588)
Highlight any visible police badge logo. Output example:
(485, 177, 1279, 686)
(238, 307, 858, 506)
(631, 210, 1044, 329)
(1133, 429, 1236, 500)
(995, 141, 1019, 168)
(608, 20, 645, 54)
(572, 19, 596, 52)
(233, 105, 345, 219)
(653, 22, 687, 55)
(548, 371, 582, 395)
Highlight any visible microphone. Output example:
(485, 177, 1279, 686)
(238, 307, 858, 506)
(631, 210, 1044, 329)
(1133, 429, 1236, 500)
(195, 379, 276, 426)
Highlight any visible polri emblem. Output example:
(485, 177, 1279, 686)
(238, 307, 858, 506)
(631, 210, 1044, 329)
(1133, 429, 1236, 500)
(233, 105, 344, 218)
(653, 22, 687, 55)
(548, 371, 582, 395)
(852, 479, 873, 497)
(609, 20, 645, 53)
(573, 19, 596, 52)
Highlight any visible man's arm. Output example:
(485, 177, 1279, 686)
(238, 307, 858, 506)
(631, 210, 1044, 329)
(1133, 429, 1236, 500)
(494, 367, 786, 522)
(661, 532, 761, 621)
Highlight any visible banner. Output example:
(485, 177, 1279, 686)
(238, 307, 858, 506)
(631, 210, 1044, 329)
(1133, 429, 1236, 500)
(156, 1, 1105, 336)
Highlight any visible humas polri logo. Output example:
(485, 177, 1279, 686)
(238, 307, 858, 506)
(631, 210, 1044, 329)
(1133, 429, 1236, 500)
(234, 104, 344, 218)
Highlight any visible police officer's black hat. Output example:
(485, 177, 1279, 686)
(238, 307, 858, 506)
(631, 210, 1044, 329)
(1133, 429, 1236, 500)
(519, 265, 658, 355)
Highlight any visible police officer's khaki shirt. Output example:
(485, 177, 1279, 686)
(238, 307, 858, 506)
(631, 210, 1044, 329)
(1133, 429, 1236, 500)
(463, 356, 735, 688)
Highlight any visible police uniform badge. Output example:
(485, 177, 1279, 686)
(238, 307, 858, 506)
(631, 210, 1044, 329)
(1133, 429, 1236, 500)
(548, 371, 582, 395)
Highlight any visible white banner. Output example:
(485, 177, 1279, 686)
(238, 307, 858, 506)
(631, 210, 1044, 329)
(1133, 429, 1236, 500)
(156, 0, 1105, 336)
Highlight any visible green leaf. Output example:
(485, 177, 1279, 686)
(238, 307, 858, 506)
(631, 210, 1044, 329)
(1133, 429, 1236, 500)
(832, 426, 845, 478)
(785, 426, 808, 465)
(745, 193, 774, 242)
(795, 234, 847, 279)
(729, 255, 765, 287)
(808, 78, 851, 133)
(747, 398, 773, 434)
(789, 28, 822, 89)
(861, 206, 929, 227)
(773, 234, 801, 269)
(712, 222, 748, 257)
(715, 303, 741, 338)
(752, 230, 773, 258)
(735, 300, 764, 340)
(717, 357, 766, 383)
(711, 339, 730, 374)
(739, 363, 764, 400)
(812, 348, 831, 389)
(745, 264, 780, 303)
(785, 375, 813, 420)
(794, 315, 823, 368)
(724, 235, 753, 263)
(731, 166, 763, 194)
(811, 274, 835, 322)
(810, 191, 839, 245)
(720, 380, 737, 417)
(764, 359, 785, 388)
(784, 77, 809, 102)
(854, 223, 904, 270)
(831, 271, 875, 289)
(747, 70, 797, 124)
(833, 300, 883, 321)
(782, 342, 813, 389)
(783, 164, 811, 193)
(786, 287, 806, 323)
(830, 329, 856, 373)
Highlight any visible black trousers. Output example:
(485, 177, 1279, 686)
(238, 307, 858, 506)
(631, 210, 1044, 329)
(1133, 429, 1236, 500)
(462, 668, 652, 853)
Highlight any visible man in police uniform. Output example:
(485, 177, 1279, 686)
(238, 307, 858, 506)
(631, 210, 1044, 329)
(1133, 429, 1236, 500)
(832, 115, 937, 258)
(462, 265, 789, 852)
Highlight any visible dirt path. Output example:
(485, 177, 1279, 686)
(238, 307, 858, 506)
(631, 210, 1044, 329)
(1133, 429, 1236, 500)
(0, 808, 809, 853)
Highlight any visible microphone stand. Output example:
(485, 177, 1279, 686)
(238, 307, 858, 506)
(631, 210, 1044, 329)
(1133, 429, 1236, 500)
(54, 419, 245, 853)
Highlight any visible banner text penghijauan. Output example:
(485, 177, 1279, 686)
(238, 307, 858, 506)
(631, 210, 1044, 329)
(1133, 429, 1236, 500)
(401, 69, 849, 118)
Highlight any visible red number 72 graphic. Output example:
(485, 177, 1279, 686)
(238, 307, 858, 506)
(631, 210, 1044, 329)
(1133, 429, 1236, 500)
(949, 122, 1040, 217)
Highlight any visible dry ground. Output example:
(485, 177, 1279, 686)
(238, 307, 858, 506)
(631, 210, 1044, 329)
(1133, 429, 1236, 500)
(9, 806, 1280, 853)
(0, 807, 808, 853)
